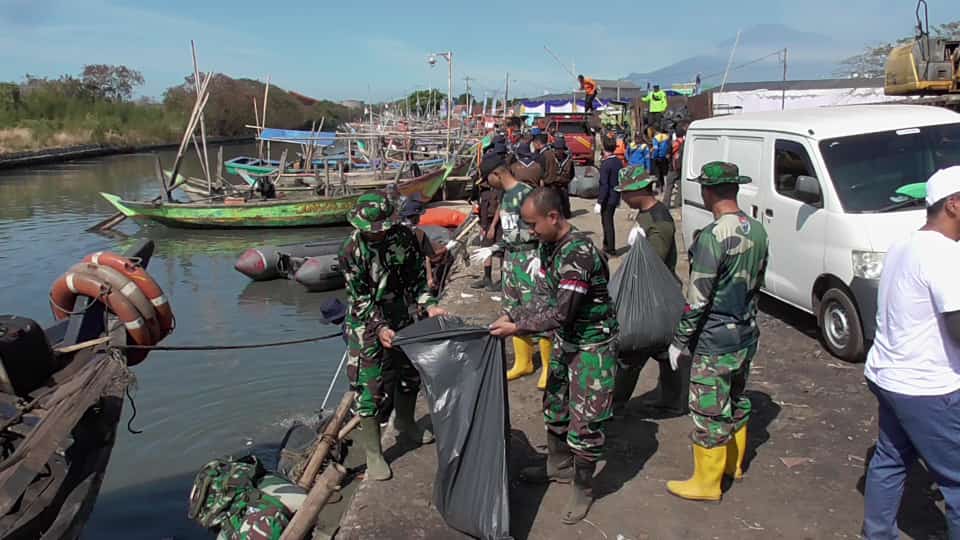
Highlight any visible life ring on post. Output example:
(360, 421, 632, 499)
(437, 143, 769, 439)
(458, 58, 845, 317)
(83, 251, 175, 336)
(49, 270, 153, 365)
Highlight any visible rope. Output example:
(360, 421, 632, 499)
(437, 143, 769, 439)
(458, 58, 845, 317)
(113, 330, 343, 351)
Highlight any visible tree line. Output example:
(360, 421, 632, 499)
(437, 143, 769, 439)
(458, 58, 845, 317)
(0, 64, 360, 154)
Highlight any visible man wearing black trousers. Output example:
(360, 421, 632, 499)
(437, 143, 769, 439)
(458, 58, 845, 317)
(597, 133, 622, 256)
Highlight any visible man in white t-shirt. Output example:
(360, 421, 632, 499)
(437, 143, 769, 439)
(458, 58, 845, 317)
(862, 166, 960, 539)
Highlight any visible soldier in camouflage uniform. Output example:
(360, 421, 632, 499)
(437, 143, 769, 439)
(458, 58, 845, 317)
(339, 192, 448, 481)
(665, 161, 768, 502)
(480, 154, 553, 389)
(490, 187, 619, 525)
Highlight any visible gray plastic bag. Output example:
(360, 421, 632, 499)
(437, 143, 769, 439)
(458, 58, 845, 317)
(394, 317, 511, 540)
(609, 236, 685, 355)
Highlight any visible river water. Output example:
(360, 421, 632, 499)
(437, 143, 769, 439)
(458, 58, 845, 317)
(0, 144, 350, 539)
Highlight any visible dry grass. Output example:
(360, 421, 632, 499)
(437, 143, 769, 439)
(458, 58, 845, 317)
(0, 127, 36, 153)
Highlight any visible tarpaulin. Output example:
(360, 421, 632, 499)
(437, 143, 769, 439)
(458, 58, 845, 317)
(394, 317, 511, 540)
(609, 236, 685, 355)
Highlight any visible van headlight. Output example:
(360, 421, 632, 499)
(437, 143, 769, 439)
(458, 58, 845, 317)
(852, 250, 885, 280)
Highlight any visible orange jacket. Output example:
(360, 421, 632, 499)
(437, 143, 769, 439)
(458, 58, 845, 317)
(615, 139, 627, 166)
(581, 77, 597, 95)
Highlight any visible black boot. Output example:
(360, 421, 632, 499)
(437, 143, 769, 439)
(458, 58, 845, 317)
(470, 276, 492, 289)
(520, 432, 573, 484)
(612, 358, 646, 415)
(562, 457, 596, 525)
(652, 353, 690, 416)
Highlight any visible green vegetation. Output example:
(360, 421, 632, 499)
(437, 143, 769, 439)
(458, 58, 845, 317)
(0, 65, 360, 155)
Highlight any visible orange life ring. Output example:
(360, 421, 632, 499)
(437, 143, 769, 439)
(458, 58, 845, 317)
(68, 262, 163, 344)
(83, 251, 175, 336)
(50, 270, 153, 365)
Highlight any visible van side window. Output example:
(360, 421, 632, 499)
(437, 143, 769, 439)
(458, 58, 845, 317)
(774, 140, 818, 203)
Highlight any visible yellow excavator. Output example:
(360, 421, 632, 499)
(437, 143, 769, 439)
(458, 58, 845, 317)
(884, 0, 959, 96)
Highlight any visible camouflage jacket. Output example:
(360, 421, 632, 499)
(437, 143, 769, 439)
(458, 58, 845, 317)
(673, 211, 768, 355)
(500, 182, 535, 249)
(512, 228, 619, 344)
(339, 226, 436, 334)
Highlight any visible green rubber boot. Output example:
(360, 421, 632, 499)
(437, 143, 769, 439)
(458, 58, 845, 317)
(354, 416, 391, 481)
(519, 432, 574, 484)
(393, 391, 435, 445)
(562, 457, 596, 525)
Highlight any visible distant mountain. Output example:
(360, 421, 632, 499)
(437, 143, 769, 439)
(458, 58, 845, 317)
(625, 24, 856, 88)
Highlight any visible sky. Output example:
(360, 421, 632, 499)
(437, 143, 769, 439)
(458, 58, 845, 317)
(1, 0, 959, 103)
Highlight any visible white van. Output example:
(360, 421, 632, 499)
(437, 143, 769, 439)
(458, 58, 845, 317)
(681, 105, 960, 361)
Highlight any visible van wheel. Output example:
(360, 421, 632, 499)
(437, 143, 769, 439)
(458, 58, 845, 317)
(817, 288, 865, 362)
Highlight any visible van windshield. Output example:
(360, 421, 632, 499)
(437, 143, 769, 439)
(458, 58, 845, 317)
(819, 123, 960, 213)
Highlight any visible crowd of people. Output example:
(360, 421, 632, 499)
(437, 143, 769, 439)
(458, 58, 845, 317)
(332, 102, 960, 535)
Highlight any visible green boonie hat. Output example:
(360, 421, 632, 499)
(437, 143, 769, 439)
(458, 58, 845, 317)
(348, 192, 399, 232)
(615, 165, 654, 192)
(693, 161, 752, 186)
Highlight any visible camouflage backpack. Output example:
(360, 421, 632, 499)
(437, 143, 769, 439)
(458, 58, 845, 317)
(188, 455, 291, 540)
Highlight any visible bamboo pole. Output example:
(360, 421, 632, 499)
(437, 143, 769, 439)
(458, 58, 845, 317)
(191, 40, 212, 194)
(280, 463, 347, 540)
(259, 75, 271, 159)
(297, 391, 355, 489)
(253, 98, 262, 160)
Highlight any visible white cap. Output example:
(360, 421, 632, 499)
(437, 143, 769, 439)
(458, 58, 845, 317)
(926, 166, 960, 206)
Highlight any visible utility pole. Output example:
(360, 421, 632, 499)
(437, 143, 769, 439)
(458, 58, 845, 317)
(463, 75, 472, 125)
(503, 72, 509, 121)
(720, 29, 742, 93)
(781, 48, 788, 111)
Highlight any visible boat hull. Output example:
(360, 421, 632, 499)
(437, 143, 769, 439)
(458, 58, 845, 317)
(100, 192, 360, 229)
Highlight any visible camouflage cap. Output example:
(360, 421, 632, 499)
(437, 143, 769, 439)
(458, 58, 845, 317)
(348, 192, 400, 232)
(615, 165, 654, 192)
(693, 161, 752, 186)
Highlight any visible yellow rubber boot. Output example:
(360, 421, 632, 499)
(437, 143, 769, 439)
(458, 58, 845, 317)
(537, 338, 553, 390)
(507, 337, 536, 380)
(724, 426, 747, 481)
(666, 445, 724, 502)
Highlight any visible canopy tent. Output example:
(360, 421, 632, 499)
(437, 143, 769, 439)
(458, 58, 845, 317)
(258, 128, 337, 147)
(519, 98, 612, 115)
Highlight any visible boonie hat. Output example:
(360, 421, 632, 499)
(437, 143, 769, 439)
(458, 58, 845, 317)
(480, 153, 507, 181)
(615, 165, 653, 192)
(924, 166, 960, 206)
(692, 161, 752, 186)
(320, 298, 347, 324)
(348, 192, 399, 232)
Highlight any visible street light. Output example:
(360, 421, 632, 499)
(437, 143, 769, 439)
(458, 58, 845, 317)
(428, 51, 453, 156)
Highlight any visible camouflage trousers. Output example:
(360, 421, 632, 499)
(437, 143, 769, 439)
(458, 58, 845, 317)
(543, 336, 618, 462)
(688, 344, 757, 448)
(345, 311, 418, 418)
(501, 246, 543, 313)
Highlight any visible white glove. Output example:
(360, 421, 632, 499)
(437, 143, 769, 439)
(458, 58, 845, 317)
(444, 240, 459, 250)
(668, 345, 683, 371)
(593, 203, 601, 214)
(470, 247, 495, 265)
(627, 224, 645, 246)
(525, 256, 541, 276)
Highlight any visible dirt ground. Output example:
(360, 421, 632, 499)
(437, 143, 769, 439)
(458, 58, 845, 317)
(338, 196, 949, 540)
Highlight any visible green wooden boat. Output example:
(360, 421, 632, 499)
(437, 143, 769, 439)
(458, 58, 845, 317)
(100, 158, 467, 229)
(100, 192, 360, 229)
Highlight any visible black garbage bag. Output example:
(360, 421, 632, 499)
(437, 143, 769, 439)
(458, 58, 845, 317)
(609, 235, 686, 356)
(394, 316, 511, 540)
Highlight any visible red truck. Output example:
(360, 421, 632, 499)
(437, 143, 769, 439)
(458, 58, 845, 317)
(543, 113, 597, 166)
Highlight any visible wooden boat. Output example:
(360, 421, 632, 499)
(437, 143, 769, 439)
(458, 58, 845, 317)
(0, 240, 153, 540)
(224, 155, 348, 176)
(101, 159, 465, 229)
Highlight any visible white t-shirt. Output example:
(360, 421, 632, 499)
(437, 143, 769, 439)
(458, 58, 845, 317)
(865, 230, 960, 396)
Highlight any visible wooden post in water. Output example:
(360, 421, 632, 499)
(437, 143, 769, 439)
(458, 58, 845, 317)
(297, 391, 355, 489)
(280, 463, 347, 540)
(260, 76, 271, 160)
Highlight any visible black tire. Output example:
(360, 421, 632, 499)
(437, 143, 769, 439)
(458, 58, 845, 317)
(817, 288, 865, 362)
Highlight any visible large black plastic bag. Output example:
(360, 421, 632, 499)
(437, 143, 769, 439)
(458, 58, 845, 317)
(394, 316, 511, 540)
(609, 235, 686, 355)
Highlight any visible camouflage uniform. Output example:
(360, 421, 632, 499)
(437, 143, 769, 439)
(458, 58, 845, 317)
(339, 195, 436, 418)
(673, 163, 768, 449)
(510, 228, 619, 461)
(498, 182, 541, 314)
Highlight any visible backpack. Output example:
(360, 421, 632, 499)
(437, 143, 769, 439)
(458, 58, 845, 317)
(555, 152, 574, 185)
(189, 455, 291, 540)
